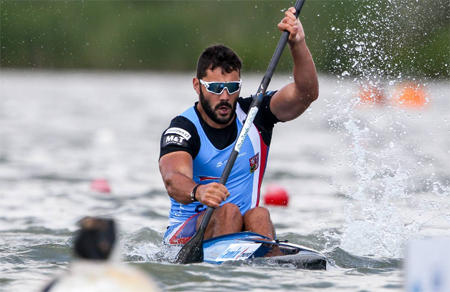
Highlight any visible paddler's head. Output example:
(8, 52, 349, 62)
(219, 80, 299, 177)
(193, 45, 242, 129)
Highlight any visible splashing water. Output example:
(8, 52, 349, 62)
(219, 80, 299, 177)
(328, 86, 449, 258)
(326, 0, 450, 258)
(122, 227, 178, 263)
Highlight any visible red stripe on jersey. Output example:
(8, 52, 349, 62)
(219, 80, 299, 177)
(256, 132, 269, 206)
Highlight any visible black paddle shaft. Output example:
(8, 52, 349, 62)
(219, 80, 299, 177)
(175, 0, 306, 264)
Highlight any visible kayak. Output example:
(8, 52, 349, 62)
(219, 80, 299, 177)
(203, 232, 328, 270)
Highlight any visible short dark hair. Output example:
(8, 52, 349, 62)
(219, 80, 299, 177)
(196, 45, 242, 79)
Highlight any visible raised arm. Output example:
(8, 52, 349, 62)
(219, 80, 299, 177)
(270, 7, 319, 122)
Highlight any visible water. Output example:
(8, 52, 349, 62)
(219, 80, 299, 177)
(0, 70, 449, 292)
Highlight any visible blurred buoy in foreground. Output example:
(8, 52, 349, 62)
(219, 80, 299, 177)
(41, 217, 161, 292)
(357, 83, 385, 106)
(392, 82, 428, 108)
(264, 184, 289, 206)
(405, 238, 450, 292)
(90, 178, 111, 193)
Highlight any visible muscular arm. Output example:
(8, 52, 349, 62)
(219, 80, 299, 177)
(270, 7, 319, 122)
(159, 151, 229, 208)
(159, 151, 197, 205)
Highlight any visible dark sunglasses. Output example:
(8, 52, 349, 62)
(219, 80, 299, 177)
(199, 79, 242, 95)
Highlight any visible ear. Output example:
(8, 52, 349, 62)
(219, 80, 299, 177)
(193, 77, 200, 95)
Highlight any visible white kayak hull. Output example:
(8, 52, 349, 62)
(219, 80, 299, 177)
(203, 232, 328, 270)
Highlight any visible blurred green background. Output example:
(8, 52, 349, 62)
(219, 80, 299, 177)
(1, 0, 449, 79)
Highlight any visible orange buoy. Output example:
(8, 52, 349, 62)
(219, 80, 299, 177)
(392, 82, 428, 108)
(263, 184, 289, 206)
(90, 179, 111, 193)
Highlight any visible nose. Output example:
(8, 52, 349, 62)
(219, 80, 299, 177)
(219, 88, 230, 100)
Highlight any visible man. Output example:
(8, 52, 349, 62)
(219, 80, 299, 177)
(159, 7, 318, 245)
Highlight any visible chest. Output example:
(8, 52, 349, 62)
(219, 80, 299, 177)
(193, 122, 261, 180)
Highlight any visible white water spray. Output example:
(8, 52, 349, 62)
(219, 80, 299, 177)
(326, 0, 450, 258)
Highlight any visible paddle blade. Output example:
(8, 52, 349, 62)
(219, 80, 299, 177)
(175, 227, 205, 264)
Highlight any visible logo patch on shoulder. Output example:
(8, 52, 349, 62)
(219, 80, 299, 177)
(163, 135, 188, 147)
(249, 153, 259, 173)
(162, 127, 192, 147)
(165, 127, 192, 140)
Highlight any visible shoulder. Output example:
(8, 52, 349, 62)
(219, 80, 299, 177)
(165, 115, 197, 140)
(238, 91, 280, 127)
(238, 91, 277, 113)
(160, 115, 201, 159)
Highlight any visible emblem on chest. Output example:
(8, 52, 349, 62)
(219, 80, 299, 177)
(249, 152, 259, 173)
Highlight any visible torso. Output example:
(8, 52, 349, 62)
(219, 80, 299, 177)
(160, 93, 279, 226)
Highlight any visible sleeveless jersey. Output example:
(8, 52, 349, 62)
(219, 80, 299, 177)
(167, 103, 270, 226)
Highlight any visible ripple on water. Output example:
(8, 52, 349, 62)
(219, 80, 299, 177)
(22, 244, 73, 263)
(329, 247, 402, 270)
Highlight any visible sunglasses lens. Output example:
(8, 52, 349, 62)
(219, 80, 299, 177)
(207, 82, 240, 94)
(207, 83, 225, 94)
(225, 83, 240, 94)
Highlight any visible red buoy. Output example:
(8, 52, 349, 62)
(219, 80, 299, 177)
(263, 184, 289, 206)
(90, 179, 111, 193)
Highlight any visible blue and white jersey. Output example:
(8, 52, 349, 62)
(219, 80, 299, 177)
(160, 94, 279, 227)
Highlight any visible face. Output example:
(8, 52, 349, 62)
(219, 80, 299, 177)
(194, 68, 241, 128)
